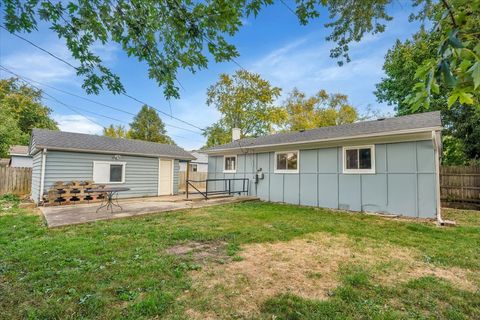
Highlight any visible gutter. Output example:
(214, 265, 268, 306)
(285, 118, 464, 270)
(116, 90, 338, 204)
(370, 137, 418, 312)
(432, 131, 446, 225)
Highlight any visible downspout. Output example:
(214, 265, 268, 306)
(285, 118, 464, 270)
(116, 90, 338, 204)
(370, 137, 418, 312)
(432, 131, 443, 225)
(39, 148, 47, 204)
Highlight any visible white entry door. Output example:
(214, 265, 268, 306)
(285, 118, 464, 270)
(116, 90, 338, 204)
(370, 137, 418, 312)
(158, 159, 173, 195)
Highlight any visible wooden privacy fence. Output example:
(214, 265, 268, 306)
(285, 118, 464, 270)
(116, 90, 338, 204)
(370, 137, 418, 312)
(179, 171, 207, 191)
(440, 165, 480, 205)
(0, 167, 32, 195)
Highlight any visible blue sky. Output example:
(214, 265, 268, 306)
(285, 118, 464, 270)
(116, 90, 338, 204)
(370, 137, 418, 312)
(0, 2, 421, 150)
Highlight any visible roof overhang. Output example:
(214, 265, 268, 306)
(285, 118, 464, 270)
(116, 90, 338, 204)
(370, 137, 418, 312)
(9, 153, 31, 157)
(32, 146, 196, 160)
(204, 127, 443, 155)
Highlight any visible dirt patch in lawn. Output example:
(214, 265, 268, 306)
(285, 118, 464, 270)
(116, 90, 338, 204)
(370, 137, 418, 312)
(166, 241, 231, 265)
(182, 233, 478, 319)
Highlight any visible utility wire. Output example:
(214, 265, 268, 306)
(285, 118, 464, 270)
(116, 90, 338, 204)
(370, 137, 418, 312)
(0, 69, 105, 128)
(0, 25, 78, 70)
(0, 67, 204, 143)
(0, 65, 206, 141)
(279, 0, 297, 17)
(0, 65, 203, 135)
(0, 67, 105, 127)
(0, 26, 206, 131)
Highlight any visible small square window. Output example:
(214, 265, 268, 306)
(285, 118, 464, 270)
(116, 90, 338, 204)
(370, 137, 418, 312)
(110, 164, 123, 182)
(93, 161, 126, 183)
(224, 156, 237, 172)
(343, 146, 375, 174)
(275, 151, 299, 173)
(190, 164, 198, 172)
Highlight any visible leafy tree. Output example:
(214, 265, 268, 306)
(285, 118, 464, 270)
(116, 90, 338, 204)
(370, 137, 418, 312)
(375, 26, 480, 164)
(376, 30, 444, 115)
(129, 105, 175, 145)
(405, 0, 480, 110)
(4, 0, 477, 107)
(202, 123, 231, 149)
(0, 78, 58, 157)
(281, 88, 358, 131)
(203, 70, 285, 147)
(103, 124, 130, 139)
(0, 109, 23, 157)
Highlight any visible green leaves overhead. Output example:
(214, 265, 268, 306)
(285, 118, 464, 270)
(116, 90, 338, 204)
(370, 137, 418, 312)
(405, 1, 480, 110)
(2, 0, 479, 107)
(469, 62, 480, 90)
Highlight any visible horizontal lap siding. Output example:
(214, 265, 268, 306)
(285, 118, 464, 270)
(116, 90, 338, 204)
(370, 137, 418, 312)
(208, 140, 437, 218)
(43, 151, 159, 199)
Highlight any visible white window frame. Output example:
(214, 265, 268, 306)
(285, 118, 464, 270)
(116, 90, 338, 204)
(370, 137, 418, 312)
(93, 161, 126, 184)
(274, 150, 299, 174)
(342, 145, 375, 174)
(223, 155, 237, 173)
(190, 163, 198, 172)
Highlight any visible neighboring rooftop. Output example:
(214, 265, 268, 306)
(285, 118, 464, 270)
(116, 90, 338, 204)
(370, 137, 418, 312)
(9, 145, 30, 156)
(190, 150, 208, 163)
(206, 111, 442, 152)
(30, 129, 195, 160)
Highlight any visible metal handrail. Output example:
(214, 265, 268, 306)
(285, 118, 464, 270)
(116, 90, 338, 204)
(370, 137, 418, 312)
(186, 178, 249, 200)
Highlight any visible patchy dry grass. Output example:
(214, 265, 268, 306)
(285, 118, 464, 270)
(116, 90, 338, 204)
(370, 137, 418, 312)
(165, 240, 232, 265)
(184, 232, 478, 318)
(1, 202, 479, 319)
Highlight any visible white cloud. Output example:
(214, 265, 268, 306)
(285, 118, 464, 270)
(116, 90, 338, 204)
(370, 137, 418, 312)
(54, 114, 103, 135)
(3, 41, 77, 84)
(2, 39, 119, 85)
(248, 30, 398, 115)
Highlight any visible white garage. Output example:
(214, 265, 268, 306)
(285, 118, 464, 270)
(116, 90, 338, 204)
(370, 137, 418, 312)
(29, 128, 195, 204)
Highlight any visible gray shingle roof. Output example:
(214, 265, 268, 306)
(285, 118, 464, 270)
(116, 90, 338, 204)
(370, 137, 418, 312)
(30, 129, 195, 160)
(9, 145, 29, 155)
(206, 111, 442, 152)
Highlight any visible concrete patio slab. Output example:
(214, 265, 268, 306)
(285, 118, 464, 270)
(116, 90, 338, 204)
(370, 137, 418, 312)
(39, 195, 259, 228)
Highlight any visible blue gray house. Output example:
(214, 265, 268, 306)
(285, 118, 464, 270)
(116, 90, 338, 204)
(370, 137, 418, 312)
(204, 111, 443, 221)
(29, 129, 195, 204)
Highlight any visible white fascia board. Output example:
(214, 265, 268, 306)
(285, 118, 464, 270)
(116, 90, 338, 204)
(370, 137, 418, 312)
(34, 146, 195, 160)
(204, 128, 442, 155)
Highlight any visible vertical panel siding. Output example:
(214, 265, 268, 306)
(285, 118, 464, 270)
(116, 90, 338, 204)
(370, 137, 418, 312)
(42, 151, 162, 199)
(31, 152, 42, 203)
(208, 139, 438, 218)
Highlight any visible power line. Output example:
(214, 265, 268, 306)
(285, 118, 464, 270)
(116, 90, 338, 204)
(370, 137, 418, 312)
(0, 66, 206, 144)
(0, 25, 78, 70)
(0, 64, 204, 135)
(279, 0, 297, 17)
(1, 26, 206, 131)
(0, 67, 106, 127)
(1, 66, 206, 142)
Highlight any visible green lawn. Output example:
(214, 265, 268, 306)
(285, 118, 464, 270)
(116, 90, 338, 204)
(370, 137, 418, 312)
(1, 196, 479, 319)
